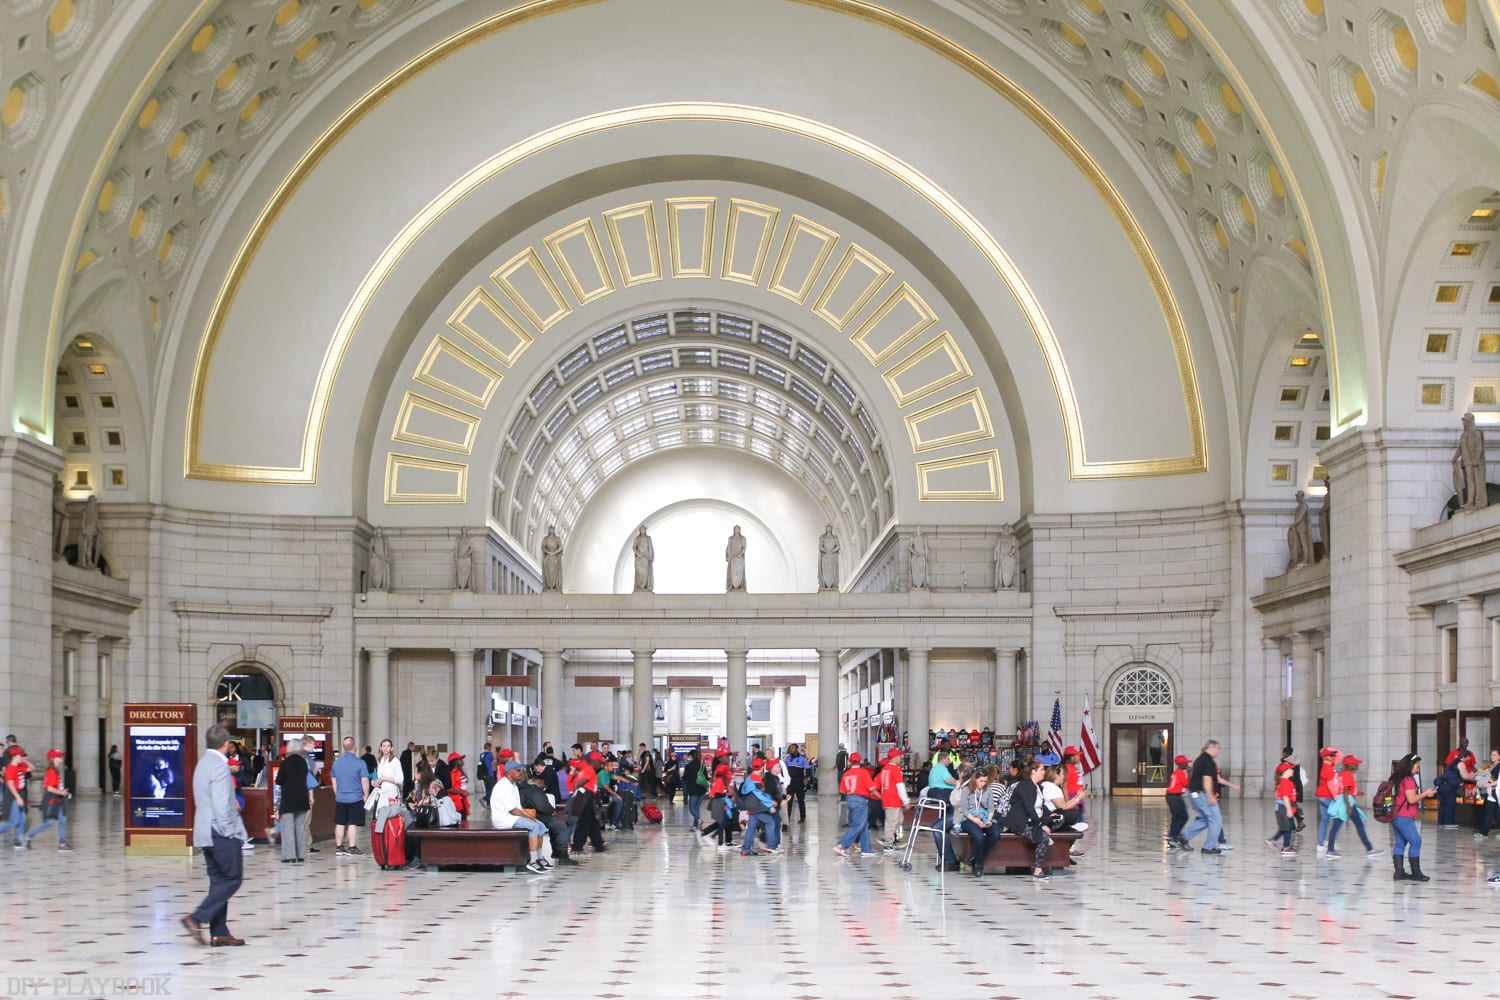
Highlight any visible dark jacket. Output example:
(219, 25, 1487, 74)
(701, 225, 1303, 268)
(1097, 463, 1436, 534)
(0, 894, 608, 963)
(276, 752, 310, 813)
(1003, 779, 1046, 838)
(519, 782, 556, 817)
(682, 759, 703, 794)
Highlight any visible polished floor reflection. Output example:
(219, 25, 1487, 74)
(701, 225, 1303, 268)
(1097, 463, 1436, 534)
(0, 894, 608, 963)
(2, 796, 1494, 998)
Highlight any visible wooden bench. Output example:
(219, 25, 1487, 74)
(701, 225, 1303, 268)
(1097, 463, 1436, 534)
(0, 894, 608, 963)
(906, 825, 1081, 870)
(407, 822, 530, 872)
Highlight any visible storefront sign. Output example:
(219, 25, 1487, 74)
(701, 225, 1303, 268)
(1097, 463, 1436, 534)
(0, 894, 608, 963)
(485, 675, 532, 686)
(757, 675, 807, 687)
(667, 676, 714, 687)
(574, 676, 622, 688)
(1121, 709, 1173, 723)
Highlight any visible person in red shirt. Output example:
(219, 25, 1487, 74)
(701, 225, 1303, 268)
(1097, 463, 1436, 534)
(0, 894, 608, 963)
(24, 750, 71, 850)
(701, 763, 737, 849)
(1270, 761, 1298, 855)
(1314, 746, 1341, 855)
(835, 752, 874, 856)
(0, 747, 32, 847)
(565, 757, 605, 855)
(1164, 754, 1190, 848)
(876, 749, 909, 851)
(1323, 755, 1381, 858)
(445, 753, 470, 819)
(1388, 753, 1436, 881)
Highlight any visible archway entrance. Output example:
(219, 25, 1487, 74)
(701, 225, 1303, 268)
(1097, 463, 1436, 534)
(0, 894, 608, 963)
(1107, 665, 1175, 795)
(213, 664, 279, 758)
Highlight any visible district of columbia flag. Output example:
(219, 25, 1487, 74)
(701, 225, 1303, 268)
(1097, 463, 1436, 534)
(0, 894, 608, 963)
(1080, 693, 1103, 774)
(1048, 697, 1064, 758)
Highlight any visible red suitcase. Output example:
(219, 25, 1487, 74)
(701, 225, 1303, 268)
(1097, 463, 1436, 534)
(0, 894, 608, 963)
(373, 814, 407, 869)
(641, 803, 663, 824)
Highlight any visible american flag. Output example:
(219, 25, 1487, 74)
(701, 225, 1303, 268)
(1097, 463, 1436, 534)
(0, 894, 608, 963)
(1048, 697, 1064, 758)
(1080, 694, 1103, 774)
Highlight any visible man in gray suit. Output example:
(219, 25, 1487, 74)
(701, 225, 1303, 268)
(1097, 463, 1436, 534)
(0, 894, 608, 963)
(182, 724, 248, 947)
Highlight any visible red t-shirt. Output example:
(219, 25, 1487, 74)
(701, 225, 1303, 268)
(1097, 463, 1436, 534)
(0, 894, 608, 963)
(1166, 768, 1188, 794)
(877, 762, 905, 807)
(1275, 776, 1297, 812)
(1315, 760, 1337, 798)
(1064, 763, 1084, 798)
(567, 762, 597, 793)
(1338, 771, 1358, 797)
(1393, 775, 1420, 818)
(840, 767, 874, 798)
(4, 762, 29, 798)
(43, 767, 61, 793)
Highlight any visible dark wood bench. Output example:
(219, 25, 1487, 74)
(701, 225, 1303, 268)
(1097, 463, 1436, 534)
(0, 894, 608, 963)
(407, 822, 530, 872)
(904, 823, 1081, 870)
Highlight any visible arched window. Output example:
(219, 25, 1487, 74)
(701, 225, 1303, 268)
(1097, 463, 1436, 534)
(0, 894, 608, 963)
(1112, 666, 1173, 707)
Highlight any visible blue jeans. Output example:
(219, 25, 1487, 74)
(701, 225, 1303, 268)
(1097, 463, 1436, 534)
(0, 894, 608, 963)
(687, 793, 705, 827)
(961, 819, 1001, 867)
(26, 810, 66, 846)
(1179, 794, 1222, 849)
(743, 811, 775, 852)
(838, 796, 872, 852)
(1437, 783, 1458, 825)
(1391, 815, 1422, 857)
(1327, 809, 1373, 852)
(1316, 796, 1335, 845)
(759, 812, 782, 849)
(608, 795, 623, 826)
(0, 799, 26, 844)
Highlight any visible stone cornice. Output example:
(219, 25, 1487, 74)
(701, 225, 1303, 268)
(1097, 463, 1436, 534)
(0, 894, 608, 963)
(1250, 562, 1330, 614)
(172, 601, 333, 623)
(51, 562, 140, 618)
(1395, 505, 1500, 575)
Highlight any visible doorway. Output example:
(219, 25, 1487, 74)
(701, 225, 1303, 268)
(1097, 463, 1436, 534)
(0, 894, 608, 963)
(1110, 724, 1174, 791)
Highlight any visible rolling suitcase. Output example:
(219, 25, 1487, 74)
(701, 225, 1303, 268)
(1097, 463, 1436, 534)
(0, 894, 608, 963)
(373, 813, 407, 870)
(641, 803, 663, 824)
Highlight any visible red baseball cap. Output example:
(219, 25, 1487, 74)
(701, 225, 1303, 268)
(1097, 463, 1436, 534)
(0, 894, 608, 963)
(446, 752, 465, 764)
(1319, 747, 1340, 757)
(45, 749, 64, 759)
(7, 747, 24, 757)
(1342, 755, 1363, 767)
(566, 757, 584, 768)
(1275, 762, 1294, 774)
(848, 752, 862, 764)
(886, 748, 902, 760)
(750, 758, 765, 770)
(1062, 746, 1081, 757)
(1173, 754, 1190, 765)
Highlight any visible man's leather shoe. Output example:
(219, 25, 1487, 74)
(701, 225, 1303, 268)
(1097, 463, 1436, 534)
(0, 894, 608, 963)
(210, 935, 246, 947)
(181, 915, 205, 945)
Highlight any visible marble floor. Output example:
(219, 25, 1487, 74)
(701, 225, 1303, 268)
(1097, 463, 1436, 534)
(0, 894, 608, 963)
(0, 796, 1495, 999)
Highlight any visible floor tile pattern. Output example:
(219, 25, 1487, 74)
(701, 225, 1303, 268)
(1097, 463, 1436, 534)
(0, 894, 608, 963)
(1, 797, 1495, 999)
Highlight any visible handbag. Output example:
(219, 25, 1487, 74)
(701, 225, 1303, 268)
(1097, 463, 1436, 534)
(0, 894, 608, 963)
(411, 803, 439, 829)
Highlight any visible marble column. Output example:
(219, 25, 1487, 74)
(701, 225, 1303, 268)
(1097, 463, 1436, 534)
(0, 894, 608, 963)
(0, 437, 61, 755)
(1289, 633, 1316, 762)
(50, 629, 66, 772)
(1457, 596, 1487, 715)
(76, 634, 100, 796)
(771, 685, 789, 753)
(668, 687, 683, 732)
(367, 648, 391, 746)
(541, 649, 563, 748)
(452, 647, 477, 758)
(726, 647, 748, 756)
(632, 648, 655, 751)
(993, 647, 1017, 736)
(907, 646, 930, 758)
(817, 648, 839, 795)
(615, 687, 630, 745)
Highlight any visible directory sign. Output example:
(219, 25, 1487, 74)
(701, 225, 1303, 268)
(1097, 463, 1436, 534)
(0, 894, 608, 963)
(123, 703, 198, 855)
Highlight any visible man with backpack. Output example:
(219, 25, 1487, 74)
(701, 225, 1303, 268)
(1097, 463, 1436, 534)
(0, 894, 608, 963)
(738, 762, 780, 856)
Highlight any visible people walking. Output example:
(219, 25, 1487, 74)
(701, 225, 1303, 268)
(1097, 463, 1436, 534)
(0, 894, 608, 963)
(1323, 755, 1380, 858)
(183, 724, 249, 947)
(835, 752, 873, 857)
(1315, 747, 1340, 855)
(23, 750, 70, 850)
(1164, 754, 1189, 848)
(0, 747, 31, 847)
(275, 738, 311, 864)
(1177, 740, 1224, 854)
(331, 737, 370, 857)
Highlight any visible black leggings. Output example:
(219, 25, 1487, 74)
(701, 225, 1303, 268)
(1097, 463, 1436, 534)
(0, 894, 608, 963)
(787, 786, 806, 821)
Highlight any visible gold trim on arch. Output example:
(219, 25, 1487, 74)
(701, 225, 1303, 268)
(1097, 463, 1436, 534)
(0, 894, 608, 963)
(182, 0, 1208, 483)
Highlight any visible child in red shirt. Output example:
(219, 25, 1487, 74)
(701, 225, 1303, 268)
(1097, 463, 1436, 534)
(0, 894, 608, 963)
(24, 750, 70, 850)
(0, 747, 32, 847)
(1270, 762, 1298, 855)
(1165, 754, 1190, 847)
(1324, 755, 1380, 858)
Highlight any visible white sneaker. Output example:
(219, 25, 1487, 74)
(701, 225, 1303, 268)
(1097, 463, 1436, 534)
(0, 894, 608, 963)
(1218, 842, 1235, 851)
(1366, 848, 1383, 857)
(525, 860, 549, 874)
(716, 844, 735, 852)
(241, 841, 255, 852)
(1316, 844, 1326, 856)
(1071, 822, 1088, 832)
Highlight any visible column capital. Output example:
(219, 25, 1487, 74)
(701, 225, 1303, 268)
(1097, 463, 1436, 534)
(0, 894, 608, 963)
(906, 644, 931, 656)
(631, 647, 656, 659)
(1458, 595, 1485, 610)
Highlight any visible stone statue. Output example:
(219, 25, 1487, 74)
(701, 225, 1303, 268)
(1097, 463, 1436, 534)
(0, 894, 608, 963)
(632, 525, 654, 593)
(1287, 491, 1313, 568)
(726, 525, 747, 592)
(541, 525, 563, 592)
(910, 526, 929, 590)
(52, 479, 68, 561)
(1317, 479, 1331, 561)
(1455, 412, 1489, 511)
(367, 527, 389, 592)
(454, 528, 475, 591)
(995, 522, 1019, 590)
(77, 495, 101, 571)
(817, 524, 840, 591)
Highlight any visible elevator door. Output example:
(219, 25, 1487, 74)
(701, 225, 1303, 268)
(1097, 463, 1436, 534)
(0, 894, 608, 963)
(1109, 724, 1173, 789)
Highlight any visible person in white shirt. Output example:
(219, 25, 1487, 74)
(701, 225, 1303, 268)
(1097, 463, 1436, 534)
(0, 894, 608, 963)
(490, 762, 552, 874)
